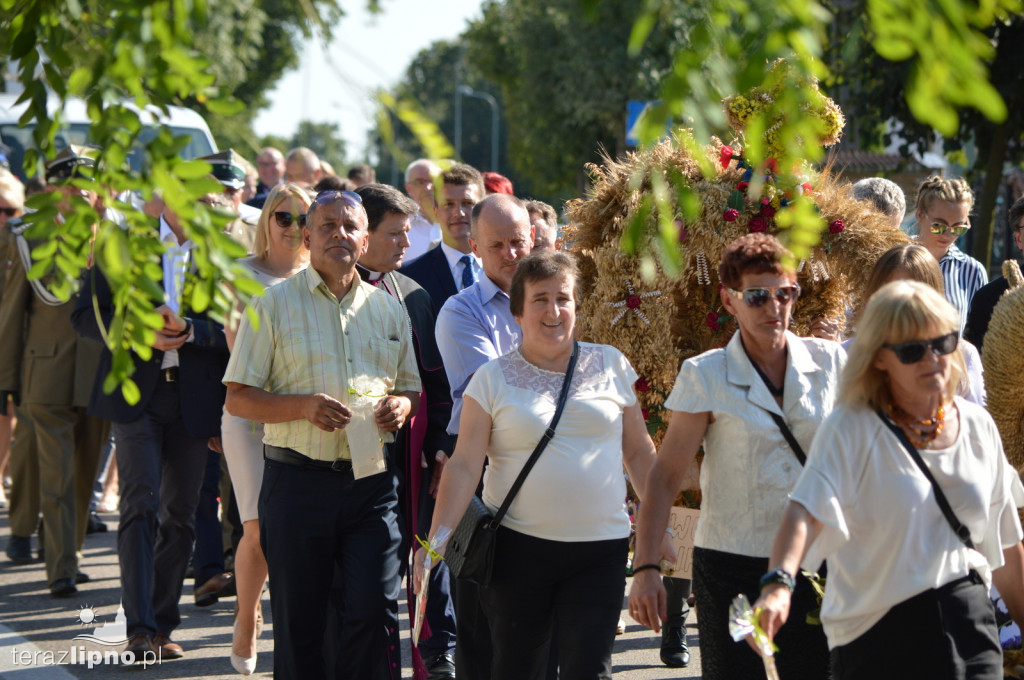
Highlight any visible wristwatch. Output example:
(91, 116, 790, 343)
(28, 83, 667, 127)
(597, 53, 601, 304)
(759, 567, 796, 593)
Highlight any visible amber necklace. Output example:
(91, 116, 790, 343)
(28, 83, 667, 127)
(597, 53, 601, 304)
(887, 402, 945, 448)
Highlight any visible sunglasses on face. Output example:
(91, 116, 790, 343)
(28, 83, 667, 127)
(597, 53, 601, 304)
(929, 222, 970, 236)
(883, 331, 958, 364)
(726, 284, 801, 308)
(312, 190, 362, 209)
(0, 207, 17, 217)
(273, 211, 307, 228)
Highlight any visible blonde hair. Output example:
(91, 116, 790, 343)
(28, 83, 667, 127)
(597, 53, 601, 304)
(253, 183, 312, 259)
(914, 175, 974, 215)
(841, 280, 966, 409)
(854, 244, 944, 326)
(0, 168, 25, 209)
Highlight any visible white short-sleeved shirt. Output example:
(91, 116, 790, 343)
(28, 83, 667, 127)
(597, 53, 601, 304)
(464, 342, 638, 542)
(793, 399, 1024, 648)
(664, 331, 845, 557)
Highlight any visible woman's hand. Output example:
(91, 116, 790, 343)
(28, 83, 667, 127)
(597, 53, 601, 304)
(628, 570, 667, 632)
(412, 546, 427, 595)
(658, 531, 678, 566)
(748, 584, 792, 655)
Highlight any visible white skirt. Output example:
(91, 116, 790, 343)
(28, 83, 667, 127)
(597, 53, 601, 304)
(221, 407, 265, 523)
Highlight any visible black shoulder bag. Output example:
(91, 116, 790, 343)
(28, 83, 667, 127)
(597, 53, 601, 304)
(444, 341, 580, 586)
(876, 409, 975, 549)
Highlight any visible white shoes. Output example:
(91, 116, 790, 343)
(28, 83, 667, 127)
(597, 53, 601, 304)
(230, 616, 258, 675)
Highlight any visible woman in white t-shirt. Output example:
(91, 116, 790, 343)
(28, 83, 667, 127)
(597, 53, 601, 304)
(754, 280, 1024, 679)
(413, 250, 670, 680)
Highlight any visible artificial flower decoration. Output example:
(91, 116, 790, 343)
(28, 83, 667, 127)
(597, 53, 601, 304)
(705, 311, 721, 331)
(635, 377, 651, 393)
(721, 145, 736, 168)
(604, 279, 662, 325)
(829, 219, 845, 234)
(723, 208, 740, 222)
(737, 181, 749, 192)
(749, 216, 767, 232)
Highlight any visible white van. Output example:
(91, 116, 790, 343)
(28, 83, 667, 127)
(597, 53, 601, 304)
(0, 94, 218, 180)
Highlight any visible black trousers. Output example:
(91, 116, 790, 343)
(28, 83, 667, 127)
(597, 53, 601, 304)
(260, 455, 402, 680)
(692, 546, 830, 680)
(113, 380, 209, 638)
(479, 527, 628, 680)
(831, 571, 1000, 680)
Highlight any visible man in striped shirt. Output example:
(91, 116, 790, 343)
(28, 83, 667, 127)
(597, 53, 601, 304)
(225, 189, 421, 680)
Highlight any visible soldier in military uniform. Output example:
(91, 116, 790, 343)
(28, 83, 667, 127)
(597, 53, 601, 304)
(0, 147, 111, 596)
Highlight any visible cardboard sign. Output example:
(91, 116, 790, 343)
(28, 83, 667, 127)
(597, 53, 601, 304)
(666, 507, 700, 579)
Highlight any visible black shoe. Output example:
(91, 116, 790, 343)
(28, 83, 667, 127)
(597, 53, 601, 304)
(660, 622, 690, 668)
(6, 535, 32, 564)
(75, 571, 90, 584)
(424, 651, 456, 680)
(86, 512, 108, 534)
(50, 578, 78, 598)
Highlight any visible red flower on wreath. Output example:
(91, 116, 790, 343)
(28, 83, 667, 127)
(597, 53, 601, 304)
(736, 181, 749, 192)
(765, 158, 779, 173)
(626, 294, 642, 309)
(641, 408, 651, 421)
(723, 208, 739, 222)
(749, 216, 767, 232)
(761, 204, 775, 218)
(635, 377, 651, 393)
(801, 182, 814, 195)
(721, 145, 735, 168)
(705, 311, 721, 331)
(829, 219, 845, 234)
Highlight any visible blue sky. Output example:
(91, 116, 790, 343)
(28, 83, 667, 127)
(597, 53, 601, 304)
(253, 0, 485, 161)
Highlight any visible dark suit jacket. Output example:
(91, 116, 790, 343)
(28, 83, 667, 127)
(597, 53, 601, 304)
(964, 275, 1010, 353)
(358, 266, 455, 465)
(71, 266, 229, 439)
(398, 244, 457, 319)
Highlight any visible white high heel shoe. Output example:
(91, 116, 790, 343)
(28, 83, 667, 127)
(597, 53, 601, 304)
(230, 616, 257, 675)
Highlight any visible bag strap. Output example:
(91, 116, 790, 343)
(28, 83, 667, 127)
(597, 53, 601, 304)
(875, 409, 975, 550)
(766, 411, 807, 466)
(740, 337, 805, 465)
(490, 341, 579, 527)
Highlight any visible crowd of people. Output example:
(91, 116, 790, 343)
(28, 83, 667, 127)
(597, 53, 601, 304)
(1, 137, 1023, 680)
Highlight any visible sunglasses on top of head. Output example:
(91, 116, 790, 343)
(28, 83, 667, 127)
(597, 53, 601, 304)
(726, 284, 801, 308)
(312, 190, 362, 209)
(273, 211, 306, 228)
(883, 331, 958, 364)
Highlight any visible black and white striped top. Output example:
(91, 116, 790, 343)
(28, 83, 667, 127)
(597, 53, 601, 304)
(938, 244, 988, 333)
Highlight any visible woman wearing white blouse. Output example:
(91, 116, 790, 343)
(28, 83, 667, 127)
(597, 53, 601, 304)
(753, 281, 1024, 679)
(413, 250, 671, 680)
(629, 233, 842, 680)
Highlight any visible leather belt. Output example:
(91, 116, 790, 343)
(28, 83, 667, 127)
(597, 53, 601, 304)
(161, 367, 179, 382)
(264, 445, 352, 472)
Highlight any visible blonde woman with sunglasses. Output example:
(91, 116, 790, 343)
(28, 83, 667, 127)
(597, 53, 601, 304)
(221, 182, 310, 675)
(752, 281, 1024, 680)
(630, 233, 843, 680)
(914, 176, 988, 332)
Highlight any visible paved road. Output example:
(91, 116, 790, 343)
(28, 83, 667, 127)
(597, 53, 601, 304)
(0, 509, 702, 679)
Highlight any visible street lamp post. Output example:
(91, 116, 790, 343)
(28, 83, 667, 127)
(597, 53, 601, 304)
(455, 85, 499, 171)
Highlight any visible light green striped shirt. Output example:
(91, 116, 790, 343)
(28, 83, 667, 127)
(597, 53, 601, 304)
(223, 266, 421, 461)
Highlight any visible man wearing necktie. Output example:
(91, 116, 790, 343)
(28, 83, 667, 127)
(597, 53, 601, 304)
(399, 163, 485, 318)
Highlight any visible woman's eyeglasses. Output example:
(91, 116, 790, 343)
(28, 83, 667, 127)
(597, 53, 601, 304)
(929, 222, 970, 236)
(312, 190, 362, 209)
(726, 285, 801, 308)
(883, 332, 958, 364)
(273, 211, 306, 228)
